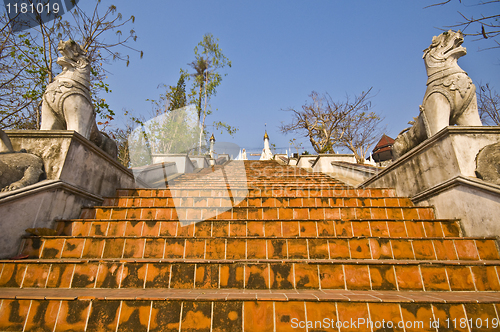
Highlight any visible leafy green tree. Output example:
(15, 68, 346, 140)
(187, 33, 233, 151)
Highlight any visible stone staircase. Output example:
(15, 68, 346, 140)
(1, 160, 500, 331)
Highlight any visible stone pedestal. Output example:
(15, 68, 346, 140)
(0, 130, 135, 258)
(361, 126, 500, 237)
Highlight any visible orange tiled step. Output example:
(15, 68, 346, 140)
(79, 206, 436, 221)
(20, 235, 497, 261)
(1, 297, 500, 332)
(2, 260, 500, 291)
(54, 219, 462, 238)
(115, 187, 398, 198)
(102, 196, 415, 208)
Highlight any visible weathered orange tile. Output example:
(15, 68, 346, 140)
(308, 208, 324, 221)
(226, 239, 246, 259)
(394, 266, 423, 290)
(433, 239, 459, 260)
(149, 301, 181, 332)
(344, 265, 371, 290)
(55, 300, 91, 331)
(294, 263, 319, 289)
(387, 221, 407, 237)
(370, 207, 387, 219)
(243, 301, 274, 332)
(279, 208, 293, 220)
(169, 264, 195, 288)
(422, 221, 443, 237)
(386, 207, 403, 219)
(299, 221, 317, 237)
(470, 266, 500, 291)
(431, 303, 468, 332)
(41, 238, 65, 259)
(144, 239, 165, 258)
(336, 303, 370, 332)
(195, 264, 219, 289)
(475, 239, 500, 260)
(184, 239, 205, 259)
(400, 304, 435, 332)
(230, 222, 246, 237)
(334, 220, 353, 237)
(89, 221, 109, 236)
(145, 263, 170, 289)
(329, 239, 350, 259)
(95, 208, 112, 219)
(319, 265, 345, 289)
(212, 221, 229, 237)
(95, 263, 123, 288)
(349, 239, 372, 259)
(245, 264, 269, 289)
(247, 221, 265, 236)
(124, 221, 144, 236)
(369, 238, 393, 259)
(316, 220, 335, 236)
(288, 239, 308, 259)
(269, 263, 294, 289)
(441, 221, 461, 237)
(46, 264, 74, 288)
(390, 239, 414, 259)
(370, 221, 389, 237)
(116, 300, 151, 331)
(247, 207, 260, 219)
(86, 300, 121, 331)
(80, 208, 96, 219)
(177, 223, 194, 237)
(220, 264, 244, 288)
(368, 303, 404, 331)
(0, 300, 31, 331)
(402, 207, 419, 220)
(142, 221, 160, 236)
(355, 207, 371, 219)
(282, 221, 300, 237)
(351, 221, 371, 237)
(111, 208, 127, 219)
(24, 300, 60, 332)
(107, 222, 126, 237)
(247, 239, 267, 259)
(213, 302, 242, 332)
(81, 238, 105, 258)
(420, 266, 449, 291)
(417, 207, 434, 219)
(412, 240, 437, 260)
(369, 265, 397, 290)
(261, 207, 277, 220)
(72, 263, 99, 288)
(405, 221, 425, 237)
(446, 266, 475, 291)
(267, 239, 286, 259)
(155, 207, 171, 220)
(123, 238, 145, 258)
(324, 207, 340, 219)
(205, 239, 226, 259)
(71, 221, 92, 236)
(454, 239, 480, 260)
(22, 264, 50, 288)
(275, 302, 306, 332)
(463, 303, 499, 329)
(61, 238, 85, 258)
(308, 239, 329, 259)
(340, 207, 356, 220)
(102, 239, 125, 258)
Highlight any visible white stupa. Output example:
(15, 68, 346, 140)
(260, 131, 273, 160)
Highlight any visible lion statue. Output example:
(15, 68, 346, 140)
(41, 40, 117, 158)
(0, 129, 45, 192)
(392, 30, 482, 159)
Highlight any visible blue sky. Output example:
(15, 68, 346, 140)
(78, 0, 499, 155)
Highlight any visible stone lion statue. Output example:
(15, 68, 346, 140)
(0, 129, 45, 192)
(392, 30, 482, 159)
(41, 40, 117, 158)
